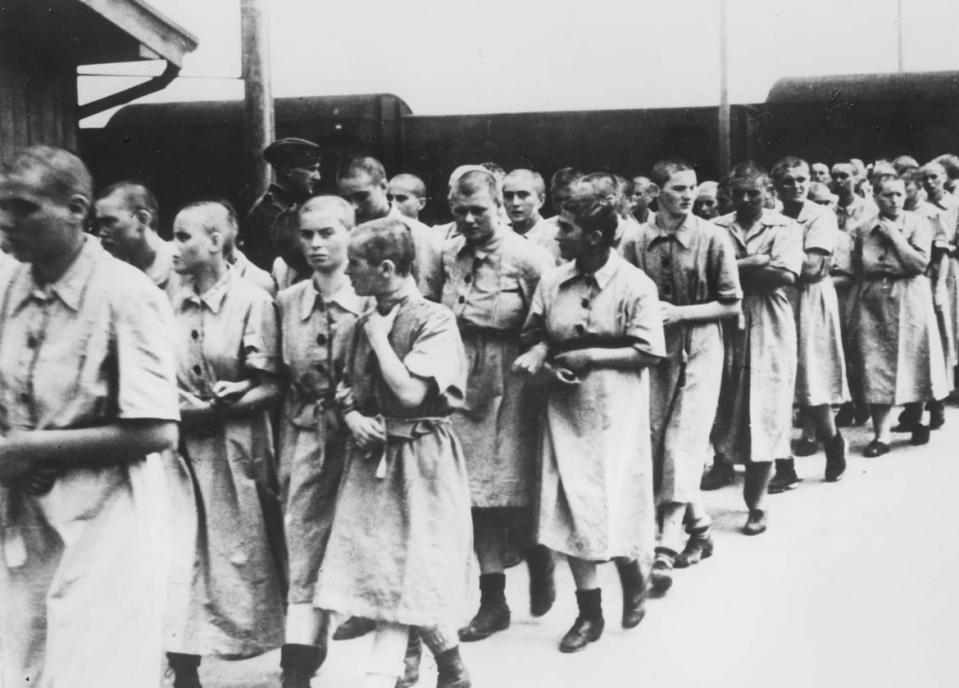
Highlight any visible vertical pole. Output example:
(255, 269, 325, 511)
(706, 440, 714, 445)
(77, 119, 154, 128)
(896, 0, 904, 72)
(718, 0, 731, 176)
(241, 0, 274, 209)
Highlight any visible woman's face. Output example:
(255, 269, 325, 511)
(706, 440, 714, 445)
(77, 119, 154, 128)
(875, 179, 906, 220)
(556, 209, 592, 261)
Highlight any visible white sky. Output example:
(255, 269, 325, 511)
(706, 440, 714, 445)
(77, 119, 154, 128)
(78, 0, 959, 126)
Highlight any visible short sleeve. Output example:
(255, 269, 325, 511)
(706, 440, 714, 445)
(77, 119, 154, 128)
(520, 279, 549, 347)
(804, 210, 839, 255)
(625, 276, 666, 358)
(830, 230, 854, 277)
(242, 292, 281, 374)
(114, 281, 180, 421)
(403, 305, 467, 403)
(768, 222, 805, 276)
(518, 243, 552, 307)
(907, 215, 933, 263)
(708, 229, 743, 302)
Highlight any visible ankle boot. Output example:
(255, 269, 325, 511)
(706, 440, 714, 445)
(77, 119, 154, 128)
(614, 558, 647, 629)
(166, 653, 202, 688)
(824, 431, 846, 482)
(458, 573, 509, 641)
(559, 588, 604, 653)
(280, 644, 325, 688)
(650, 547, 676, 594)
(435, 646, 471, 688)
(395, 630, 422, 688)
(526, 544, 556, 617)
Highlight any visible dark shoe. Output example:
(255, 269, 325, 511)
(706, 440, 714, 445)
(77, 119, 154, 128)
(280, 644, 325, 688)
(332, 615, 375, 641)
(673, 531, 714, 569)
(395, 631, 422, 688)
(435, 646, 471, 688)
(824, 431, 847, 482)
(863, 439, 890, 458)
(929, 402, 946, 430)
(166, 653, 202, 688)
(892, 406, 922, 433)
(457, 603, 510, 642)
(614, 558, 647, 629)
(793, 437, 819, 457)
(700, 460, 735, 491)
(835, 403, 854, 427)
(742, 509, 767, 536)
(527, 545, 556, 617)
(767, 458, 801, 494)
(911, 424, 931, 446)
(559, 616, 605, 653)
(649, 548, 676, 595)
(853, 405, 871, 426)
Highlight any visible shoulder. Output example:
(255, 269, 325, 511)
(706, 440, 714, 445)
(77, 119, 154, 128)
(276, 278, 310, 310)
(761, 210, 795, 228)
(398, 295, 458, 337)
(615, 257, 659, 296)
(538, 260, 578, 291)
(501, 230, 551, 268)
(712, 212, 736, 229)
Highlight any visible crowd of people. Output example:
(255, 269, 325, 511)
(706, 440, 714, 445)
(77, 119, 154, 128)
(0, 139, 956, 688)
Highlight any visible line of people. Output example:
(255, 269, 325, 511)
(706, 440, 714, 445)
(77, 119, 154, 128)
(1, 140, 956, 688)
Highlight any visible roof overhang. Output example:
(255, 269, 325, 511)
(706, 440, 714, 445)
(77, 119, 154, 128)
(76, 0, 197, 67)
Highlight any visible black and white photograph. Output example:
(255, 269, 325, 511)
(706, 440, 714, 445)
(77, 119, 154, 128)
(0, 0, 957, 686)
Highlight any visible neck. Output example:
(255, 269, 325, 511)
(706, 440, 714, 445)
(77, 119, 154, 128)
(312, 268, 349, 296)
(375, 276, 410, 314)
(575, 247, 611, 275)
(128, 231, 160, 271)
(511, 213, 541, 235)
(33, 233, 85, 286)
(633, 206, 650, 223)
(736, 208, 762, 229)
(929, 190, 943, 204)
(658, 210, 688, 232)
(193, 259, 227, 295)
(837, 192, 856, 208)
(781, 199, 803, 219)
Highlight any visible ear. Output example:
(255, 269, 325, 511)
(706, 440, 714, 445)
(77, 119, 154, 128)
(208, 230, 224, 253)
(647, 184, 660, 198)
(379, 258, 397, 277)
(67, 194, 91, 223)
(134, 209, 151, 230)
(416, 197, 427, 211)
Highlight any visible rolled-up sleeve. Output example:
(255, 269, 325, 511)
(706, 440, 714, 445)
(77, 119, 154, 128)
(242, 293, 281, 374)
(403, 305, 467, 404)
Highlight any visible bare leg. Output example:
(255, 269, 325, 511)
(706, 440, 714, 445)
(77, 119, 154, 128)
(808, 404, 837, 441)
(568, 557, 598, 590)
(870, 403, 893, 443)
(365, 622, 408, 688)
(474, 510, 506, 574)
(659, 502, 687, 554)
(743, 461, 773, 512)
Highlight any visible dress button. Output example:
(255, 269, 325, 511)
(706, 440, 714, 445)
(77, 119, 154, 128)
(192, 365, 202, 375)
(662, 256, 672, 268)
(316, 300, 326, 312)
(575, 324, 585, 335)
(314, 362, 327, 374)
(464, 274, 472, 284)
(316, 333, 327, 346)
(19, 392, 30, 405)
(26, 335, 38, 349)
(458, 296, 466, 304)
(191, 330, 199, 340)
(580, 298, 589, 309)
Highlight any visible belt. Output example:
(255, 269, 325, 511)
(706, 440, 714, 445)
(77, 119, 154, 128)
(552, 336, 637, 354)
(457, 321, 519, 340)
(372, 415, 451, 478)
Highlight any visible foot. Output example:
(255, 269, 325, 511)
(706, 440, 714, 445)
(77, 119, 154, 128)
(649, 548, 676, 595)
(793, 437, 819, 457)
(911, 424, 931, 446)
(435, 647, 471, 688)
(700, 460, 735, 491)
(768, 460, 801, 494)
(863, 439, 890, 458)
(394, 633, 422, 688)
(929, 404, 946, 430)
(835, 403, 854, 427)
(824, 432, 847, 482)
(742, 509, 767, 536)
(332, 616, 375, 641)
(527, 547, 556, 618)
(615, 559, 647, 629)
(673, 532, 714, 569)
(558, 616, 604, 653)
(457, 603, 510, 642)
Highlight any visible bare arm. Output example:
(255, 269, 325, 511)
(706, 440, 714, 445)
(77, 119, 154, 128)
(0, 420, 178, 480)
(883, 227, 929, 276)
(662, 300, 741, 326)
(365, 322, 430, 409)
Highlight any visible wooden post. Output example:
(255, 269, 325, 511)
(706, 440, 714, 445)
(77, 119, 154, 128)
(896, 0, 904, 72)
(718, 0, 731, 177)
(241, 0, 274, 209)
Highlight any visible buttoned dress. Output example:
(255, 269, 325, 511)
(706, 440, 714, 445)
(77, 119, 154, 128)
(522, 252, 665, 563)
(852, 213, 948, 405)
(712, 211, 803, 463)
(171, 268, 285, 656)
(626, 214, 741, 505)
(277, 279, 366, 604)
(916, 197, 959, 374)
(442, 227, 551, 508)
(788, 202, 850, 406)
(0, 239, 178, 688)
(518, 217, 563, 264)
(835, 197, 878, 331)
(314, 286, 473, 628)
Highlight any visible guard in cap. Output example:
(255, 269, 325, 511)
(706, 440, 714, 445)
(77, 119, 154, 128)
(241, 137, 321, 271)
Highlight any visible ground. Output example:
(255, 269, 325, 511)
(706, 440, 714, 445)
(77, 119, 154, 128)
(200, 411, 959, 688)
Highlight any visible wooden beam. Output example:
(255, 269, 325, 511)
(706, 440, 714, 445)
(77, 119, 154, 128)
(76, 0, 198, 67)
(242, 0, 274, 207)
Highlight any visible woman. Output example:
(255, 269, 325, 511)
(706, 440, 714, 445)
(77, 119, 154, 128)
(275, 197, 366, 687)
(166, 201, 286, 686)
(314, 217, 472, 688)
(621, 159, 742, 590)
(513, 180, 666, 653)
(770, 156, 849, 490)
(852, 175, 948, 456)
(711, 163, 803, 534)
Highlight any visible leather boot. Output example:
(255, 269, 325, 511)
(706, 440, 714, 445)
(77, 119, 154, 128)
(559, 588, 604, 653)
(650, 547, 677, 595)
(458, 573, 509, 641)
(166, 653, 202, 688)
(614, 558, 647, 629)
(280, 643, 325, 688)
(435, 646, 471, 688)
(824, 431, 846, 482)
(395, 630, 422, 688)
(526, 544, 556, 617)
